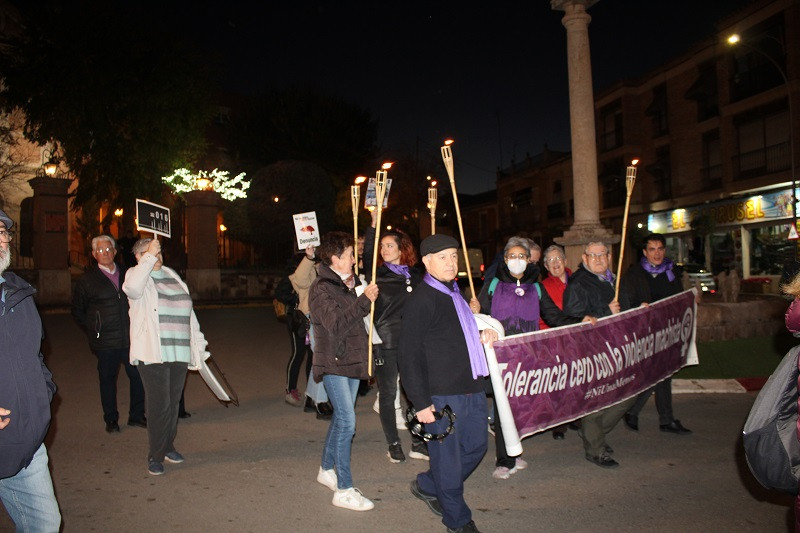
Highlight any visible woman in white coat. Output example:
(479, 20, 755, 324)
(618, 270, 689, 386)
(123, 237, 209, 476)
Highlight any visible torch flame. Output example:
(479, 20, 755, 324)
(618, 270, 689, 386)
(355, 175, 367, 184)
(444, 139, 454, 146)
(381, 162, 393, 170)
(631, 159, 639, 166)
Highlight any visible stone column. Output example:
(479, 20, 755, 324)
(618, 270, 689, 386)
(184, 189, 221, 299)
(551, 0, 617, 268)
(28, 176, 72, 305)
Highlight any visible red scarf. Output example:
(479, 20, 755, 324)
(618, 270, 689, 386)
(539, 268, 571, 329)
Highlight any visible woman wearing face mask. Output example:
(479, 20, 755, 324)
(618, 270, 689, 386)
(478, 236, 540, 479)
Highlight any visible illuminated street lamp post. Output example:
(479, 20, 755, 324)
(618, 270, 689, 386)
(728, 33, 797, 258)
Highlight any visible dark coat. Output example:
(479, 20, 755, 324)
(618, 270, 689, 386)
(562, 265, 616, 319)
(371, 264, 424, 350)
(619, 261, 683, 311)
(0, 272, 56, 478)
(72, 263, 130, 351)
(309, 263, 373, 382)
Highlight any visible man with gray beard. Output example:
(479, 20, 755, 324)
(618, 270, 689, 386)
(0, 208, 61, 530)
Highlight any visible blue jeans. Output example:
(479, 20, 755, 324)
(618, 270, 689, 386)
(417, 392, 487, 530)
(321, 374, 359, 489)
(0, 444, 61, 532)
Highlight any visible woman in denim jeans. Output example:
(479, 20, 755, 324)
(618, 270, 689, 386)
(309, 231, 379, 511)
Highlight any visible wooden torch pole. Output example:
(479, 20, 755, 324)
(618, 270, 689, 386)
(351, 185, 360, 276)
(367, 166, 389, 376)
(614, 160, 638, 301)
(441, 140, 476, 300)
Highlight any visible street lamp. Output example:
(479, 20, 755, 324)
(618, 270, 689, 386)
(728, 33, 797, 258)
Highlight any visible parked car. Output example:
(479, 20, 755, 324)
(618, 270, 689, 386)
(680, 263, 716, 293)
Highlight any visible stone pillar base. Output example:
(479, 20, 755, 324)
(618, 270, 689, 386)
(35, 270, 72, 306)
(186, 268, 221, 300)
(554, 223, 619, 271)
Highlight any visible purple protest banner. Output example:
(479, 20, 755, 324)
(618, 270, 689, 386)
(490, 289, 698, 440)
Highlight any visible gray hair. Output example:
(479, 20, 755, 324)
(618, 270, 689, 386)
(91, 234, 116, 250)
(583, 241, 609, 254)
(503, 236, 531, 257)
(133, 238, 153, 256)
(543, 244, 565, 263)
(526, 239, 542, 255)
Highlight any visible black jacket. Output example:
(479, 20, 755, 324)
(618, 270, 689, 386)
(72, 263, 130, 351)
(0, 272, 56, 478)
(619, 262, 683, 311)
(562, 265, 616, 319)
(370, 264, 424, 349)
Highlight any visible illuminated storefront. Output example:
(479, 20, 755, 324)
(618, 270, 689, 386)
(646, 186, 798, 277)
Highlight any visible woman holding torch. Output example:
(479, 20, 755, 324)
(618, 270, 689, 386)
(363, 210, 428, 464)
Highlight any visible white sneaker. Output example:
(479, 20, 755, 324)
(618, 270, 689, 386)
(514, 457, 528, 470)
(492, 458, 526, 480)
(317, 467, 337, 491)
(332, 487, 374, 511)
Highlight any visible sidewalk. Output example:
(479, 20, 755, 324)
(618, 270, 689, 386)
(1, 305, 793, 532)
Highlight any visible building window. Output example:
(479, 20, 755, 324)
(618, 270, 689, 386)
(701, 130, 722, 189)
(510, 187, 532, 210)
(599, 100, 623, 152)
(600, 158, 625, 209)
(685, 61, 718, 121)
(729, 15, 786, 102)
(733, 103, 790, 180)
(645, 84, 669, 137)
(646, 147, 671, 201)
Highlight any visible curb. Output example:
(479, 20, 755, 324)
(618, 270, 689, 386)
(673, 378, 767, 394)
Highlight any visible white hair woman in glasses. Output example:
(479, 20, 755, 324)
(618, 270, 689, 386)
(123, 237, 210, 476)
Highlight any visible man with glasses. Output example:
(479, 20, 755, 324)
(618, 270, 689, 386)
(72, 235, 146, 433)
(0, 208, 62, 530)
(619, 233, 691, 435)
(563, 241, 635, 468)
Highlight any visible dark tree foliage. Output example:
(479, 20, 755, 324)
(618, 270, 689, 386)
(233, 85, 380, 189)
(0, 1, 216, 211)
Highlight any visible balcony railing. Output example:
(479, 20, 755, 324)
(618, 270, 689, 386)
(732, 141, 790, 180)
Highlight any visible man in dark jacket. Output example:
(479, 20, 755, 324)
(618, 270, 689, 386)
(72, 234, 146, 433)
(399, 234, 496, 533)
(0, 208, 61, 530)
(619, 233, 691, 435)
(563, 241, 635, 468)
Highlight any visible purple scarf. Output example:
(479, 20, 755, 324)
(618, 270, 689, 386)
(600, 269, 615, 283)
(385, 263, 410, 279)
(640, 256, 675, 282)
(424, 273, 489, 379)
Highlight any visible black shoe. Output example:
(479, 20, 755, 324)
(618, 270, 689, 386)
(624, 413, 638, 431)
(660, 419, 692, 435)
(304, 397, 316, 413)
(410, 480, 443, 517)
(585, 452, 619, 468)
(387, 442, 406, 463)
(178, 411, 191, 419)
(316, 402, 333, 420)
(552, 430, 566, 440)
(127, 417, 147, 429)
(105, 421, 120, 433)
(447, 520, 481, 533)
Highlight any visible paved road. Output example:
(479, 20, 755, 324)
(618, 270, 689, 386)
(0, 305, 794, 532)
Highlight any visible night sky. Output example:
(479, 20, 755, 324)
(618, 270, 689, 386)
(187, 0, 756, 193)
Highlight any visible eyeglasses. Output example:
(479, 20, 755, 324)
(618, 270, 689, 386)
(0, 230, 14, 243)
(406, 405, 457, 442)
(545, 256, 565, 264)
(93, 247, 114, 254)
(506, 253, 529, 261)
(585, 252, 608, 260)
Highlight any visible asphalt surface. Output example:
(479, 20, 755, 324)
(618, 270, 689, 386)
(0, 305, 794, 532)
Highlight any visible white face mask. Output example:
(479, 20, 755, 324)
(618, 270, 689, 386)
(507, 258, 527, 276)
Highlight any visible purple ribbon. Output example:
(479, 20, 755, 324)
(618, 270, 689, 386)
(424, 273, 489, 379)
(385, 263, 410, 278)
(600, 269, 615, 283)
(640, 256, 676, 282)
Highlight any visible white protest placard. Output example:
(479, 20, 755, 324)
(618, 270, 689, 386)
(135, 199, 171, 238)
(293, 211, 321, 250)
(363, 178, 393, 209)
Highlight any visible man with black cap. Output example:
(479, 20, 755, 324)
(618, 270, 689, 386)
(0, 208, 62, 530)
(399, 233, 496, 533)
